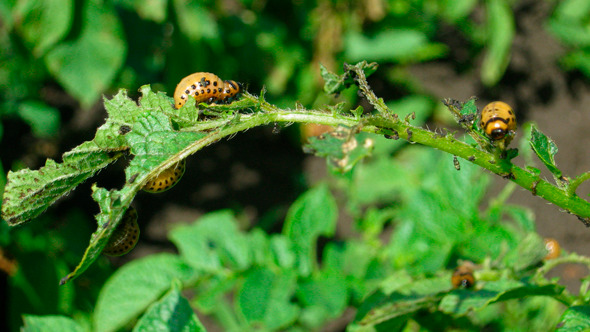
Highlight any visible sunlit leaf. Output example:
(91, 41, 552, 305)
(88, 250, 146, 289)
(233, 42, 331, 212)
(530, 125, 562, 179)
(133, 281, 206, 332)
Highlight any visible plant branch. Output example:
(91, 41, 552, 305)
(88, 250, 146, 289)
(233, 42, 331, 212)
(183, 92, 590, 225)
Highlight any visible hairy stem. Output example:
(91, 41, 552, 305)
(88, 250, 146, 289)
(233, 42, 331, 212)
(178, 92, 590, 225)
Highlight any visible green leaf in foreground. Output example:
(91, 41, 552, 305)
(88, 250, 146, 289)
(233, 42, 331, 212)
(94, 253, 196, 332)
(22, 315, 84, 332)
(1, 86, 168, 227)
(61, 110, 205, 283)
(283, 184, 338, 276)
(439, 281, 564, 315)
(169, 210, 251, 273)
(237, 267, 299, 330)
(556, 305, 590, 331)
(530, 125, 562, 179)
(133, 281, 206, 332)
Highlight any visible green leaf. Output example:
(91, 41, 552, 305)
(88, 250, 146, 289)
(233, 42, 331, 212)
(530, 125, 562, 179)
(503, 233, 546, 272)
(283, 184, 338, 276)
(59, 185, 135, 285)
(114, 0, 167, 23)
(561, 50, 590, 78)
(481, 0, 514, 86)
(17, 101, 60, 137)
(556, 305, 590, 331)
(270, 235, 296, 270)
(297, 270, 348, 324)
(94, 253, 196, 332)
(13, 0, 73, 57)
(173, 0, 219, 41)
(439, 0, 478, 22)
(439, 281, 564, 315)
(238, 267, 299, 330)
(44, 0, 126, 108)
(133, 281, 206, 332)
(321, 61, 378, 95)
(344, 30, 447, 63)
(354, 290, 441, 327)
(1, 151, 118, 226)
(169, 210, 251, 272)
(303, 126, 374, 173)
(22, 315, 83, 332)
(548, 0, 590, 48)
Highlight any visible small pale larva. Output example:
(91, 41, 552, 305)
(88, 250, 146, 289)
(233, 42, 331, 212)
(173, 72, 242, 109)
(142, 159, 186, 193)
(103, 207, 139, 257)
(544, 238, 561, 260)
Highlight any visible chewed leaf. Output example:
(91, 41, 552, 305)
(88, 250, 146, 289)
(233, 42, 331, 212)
(443, 97, 478, 131)
(124, 112, 205, 186)
(1, 151, 119, 226)
(461, 98, 478, 118)
(530, 125, 562, 179)
(556, 306, 590, 331)
(60, 186, 131, 285)
(303, 126, 373, 173)
(321, 61, 378, 95)
(439, 281, 564, 315)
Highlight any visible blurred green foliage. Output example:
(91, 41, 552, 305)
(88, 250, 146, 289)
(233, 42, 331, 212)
(3, 0, 590, 331)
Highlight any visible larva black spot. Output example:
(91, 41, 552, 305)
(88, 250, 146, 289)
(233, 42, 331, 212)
(103, 207, 140, 257)
(143, 159, 186, 193)
(174, 73, 242, 108)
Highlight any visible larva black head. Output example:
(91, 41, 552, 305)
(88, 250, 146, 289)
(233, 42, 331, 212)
(480, 101, 516, 141)
(490, 126, 508, 140)
(103, 207, 140, 256)
(451, 265, 475, 289)
(220, 80, 242, 103)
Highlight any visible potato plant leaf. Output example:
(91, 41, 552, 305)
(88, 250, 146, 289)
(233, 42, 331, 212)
(1, 151, 119, 226)
(439, 282, 564, 315)
(133, 281, 206, 332)
(556, 305, 590, 331)
(530, 125, 562, 179)
(321, 61, 378, 95)
(22, 315, 84, 332)
(94, 253, 196, 332)
(283, 184, 337, 276)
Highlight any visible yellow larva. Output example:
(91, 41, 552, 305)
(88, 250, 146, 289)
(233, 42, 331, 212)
(142, 159, 186, 193)
(480, 101, 517, 141)
(103, 207, 139, 256)
(173, 72, 242, 109)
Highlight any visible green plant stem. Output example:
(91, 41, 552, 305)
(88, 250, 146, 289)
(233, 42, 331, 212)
(568, 171, 590, 197)
(176, 92, 590, 225)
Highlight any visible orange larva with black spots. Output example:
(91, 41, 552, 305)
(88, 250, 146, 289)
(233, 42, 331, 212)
(103, 207, 139, 256)
(173, 72, 241, 109)
(451, 264, 475, 289)
(142, 159, 186, 193)
(480, 101, 516, 141)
